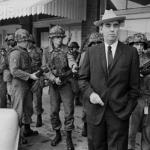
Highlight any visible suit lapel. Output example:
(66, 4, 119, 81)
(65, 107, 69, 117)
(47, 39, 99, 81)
(109, 41, 123, 73)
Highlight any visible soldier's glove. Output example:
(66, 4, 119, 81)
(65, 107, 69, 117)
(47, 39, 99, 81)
(54, 77, 62, 85)
(30, 72, 39, 80)
(90, 92, 104, 106)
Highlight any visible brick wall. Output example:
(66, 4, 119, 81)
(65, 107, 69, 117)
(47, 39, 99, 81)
(81, 0, 100, 44)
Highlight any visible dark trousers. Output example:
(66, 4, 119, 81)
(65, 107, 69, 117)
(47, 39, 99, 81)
(87, 106, 129, 150)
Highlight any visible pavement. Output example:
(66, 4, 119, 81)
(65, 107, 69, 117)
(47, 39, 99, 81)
(19, 87, 88, 150)
(19, 87, 142, 150)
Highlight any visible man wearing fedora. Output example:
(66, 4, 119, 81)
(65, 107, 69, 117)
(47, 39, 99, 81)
(78, 9, 140, 150)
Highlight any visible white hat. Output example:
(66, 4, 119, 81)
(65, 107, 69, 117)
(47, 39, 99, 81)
(94, 9, 126, 26)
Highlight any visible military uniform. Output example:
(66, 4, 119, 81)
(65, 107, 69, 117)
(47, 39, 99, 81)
(9, 46, 33, 124)
(127, 33, 150, 150)
(28, 45, 43, 117)
(43, 25, 77, 150)
(43, 45, 76, 131)
(0, 50, 7, 108)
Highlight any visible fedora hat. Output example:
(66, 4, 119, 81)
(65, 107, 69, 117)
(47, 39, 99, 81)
(94, 9, 126, 26)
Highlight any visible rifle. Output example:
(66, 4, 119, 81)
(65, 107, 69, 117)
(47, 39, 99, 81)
(30, 66, 49, 92)
(140, 60, 150, 76)
(35, 66, 49, 78)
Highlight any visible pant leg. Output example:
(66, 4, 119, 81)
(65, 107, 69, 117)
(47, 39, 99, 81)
(11, 81, 28, 124)
(22, 89, 33, 124)
(141, 103, 150, 150)
(141, 126, 150, 150)
(33, 87, 43, 115)
(0, 80, 7, 108)
(87, 120, 107, 150)
(106, 106, 129, 150)
(59, 83, 74, 131)
(128, 98, 144, 149)
(49, 85, 61, 130)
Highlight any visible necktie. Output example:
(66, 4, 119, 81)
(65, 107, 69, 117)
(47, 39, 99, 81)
(107, 45, 113, 72)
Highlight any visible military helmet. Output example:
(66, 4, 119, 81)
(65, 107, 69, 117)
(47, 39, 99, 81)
(88, 32, 103, 47)
(133, 33, 147, 44)
(5, 34, 15, 42)
(125, 35, 134, 45)
(49, 25, 66, 38)
(28, 34, 35, 43)
(69, 42, 79, 49)
(15, 29, 30, 42)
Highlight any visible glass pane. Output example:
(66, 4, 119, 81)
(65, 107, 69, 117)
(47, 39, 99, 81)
(106, 0, 127, 10)
(128, 0, 150, 9)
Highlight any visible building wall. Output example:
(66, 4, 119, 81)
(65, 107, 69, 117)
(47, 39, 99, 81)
(81, 0, 100, 43)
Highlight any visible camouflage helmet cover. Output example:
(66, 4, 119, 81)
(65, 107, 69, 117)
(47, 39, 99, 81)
(133, 33, 147, 44)
(5, 34, 15, 42)
(125, 35, 134, 45)
(15, 29, 30, 42)
(28, 34, 35, 43)
(88, 32, 103, 46)
(49, 25, 66, 38)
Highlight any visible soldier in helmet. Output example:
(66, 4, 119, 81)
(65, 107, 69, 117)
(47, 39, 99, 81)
(5, 34, 16, 49)
(3, 33, 16, 106)
(43, 25, 78, 150)
(0, 47, 7, 108)
(27, 34, 44, 127)
(8, 29, 39, 143)
(127, 33, 150, 150)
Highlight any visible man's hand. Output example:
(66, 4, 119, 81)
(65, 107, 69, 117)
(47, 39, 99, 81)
(72, 64, 78, 73)
(54, 77, 62, 85)
(30, 72, 39, 80)
(90, 92, 104, 106)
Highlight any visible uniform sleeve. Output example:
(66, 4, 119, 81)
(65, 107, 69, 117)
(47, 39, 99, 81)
(0, 55, 7, 74)
(9, 51, 30, 81)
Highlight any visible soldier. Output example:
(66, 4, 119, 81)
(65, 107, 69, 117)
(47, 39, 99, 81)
(68, 42, 81, 106)
(0, 47, 7, 108)
(69, 42, 80, 62)
(8, 29, 39, 143)
(127, 33, 150, 150)
(5, 33, 17, 49)
(43, 25, 78, 150)
(3, 34, 16, 106)
(28, 34, 44, 127)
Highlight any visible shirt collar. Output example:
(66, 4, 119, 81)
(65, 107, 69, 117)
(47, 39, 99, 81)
(104, 40, 118, 57)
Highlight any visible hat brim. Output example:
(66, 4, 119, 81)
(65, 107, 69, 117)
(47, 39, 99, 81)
(94, 16, 126, 26)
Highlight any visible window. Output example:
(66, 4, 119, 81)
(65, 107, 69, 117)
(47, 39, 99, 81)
(106, 0, 150, 10)
(106, 0, 127, 10)
(127, 0, 150, 9)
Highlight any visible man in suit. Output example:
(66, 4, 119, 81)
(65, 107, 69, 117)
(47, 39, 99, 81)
(78, 9, 140, 150)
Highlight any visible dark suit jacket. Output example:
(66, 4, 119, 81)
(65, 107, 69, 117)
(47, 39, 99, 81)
(78, 41, 140, 125)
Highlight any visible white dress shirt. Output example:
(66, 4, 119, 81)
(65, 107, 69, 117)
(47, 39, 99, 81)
(104, 40, 118, 67)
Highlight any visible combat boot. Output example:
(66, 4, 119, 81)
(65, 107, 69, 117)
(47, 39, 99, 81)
(36, 114, 42, 127)
(66, 131, 74, 150)
(81, 122, 87, 137)
(23, 124, 39, 137)
(51, 130, 62, 146)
